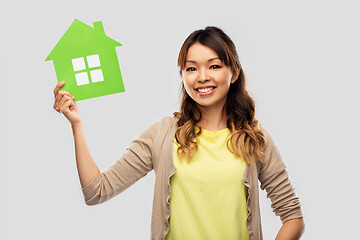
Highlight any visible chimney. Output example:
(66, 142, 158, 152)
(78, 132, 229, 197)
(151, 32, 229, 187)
(93, 21, 105, 34)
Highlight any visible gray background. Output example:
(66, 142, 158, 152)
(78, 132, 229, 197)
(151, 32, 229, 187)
(1, 0, 359, 239)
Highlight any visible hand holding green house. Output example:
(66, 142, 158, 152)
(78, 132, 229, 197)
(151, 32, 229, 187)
(46, 19, 125, 101)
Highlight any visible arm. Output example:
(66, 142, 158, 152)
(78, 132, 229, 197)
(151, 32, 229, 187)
(53, 81, 100, 188)
(72, 122, 101, 188)
(258, 126, 304, 239)
(80, 120, 156, 205)
(275, 217, 305, 240)
(53, 81, 154, 205)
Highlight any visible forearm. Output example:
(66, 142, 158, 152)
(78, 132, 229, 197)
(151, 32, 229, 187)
(275, 218, 305, 240)
(72, 121, 100, 188)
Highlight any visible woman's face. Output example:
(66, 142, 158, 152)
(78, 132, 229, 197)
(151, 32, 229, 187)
(182, 42, 235, 111)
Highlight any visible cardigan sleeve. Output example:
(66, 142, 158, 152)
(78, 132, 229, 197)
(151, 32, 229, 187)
(80, 120, 160, 206)
(258, 126, 303, 223)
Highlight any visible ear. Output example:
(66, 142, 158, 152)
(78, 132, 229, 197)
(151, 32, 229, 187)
(230, 71, 239, 84)
(230, 67, 241, 84)
(231, 75, 237, 84)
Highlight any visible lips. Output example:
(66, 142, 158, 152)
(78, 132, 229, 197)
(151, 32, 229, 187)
(195, 86, 216, 96)
(195, 86, 216, 92)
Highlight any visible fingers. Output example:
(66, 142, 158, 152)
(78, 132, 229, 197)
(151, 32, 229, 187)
(58, 94, 72, 106)
(54, 92, 74, 112)
(60, 98, 75, 115)
(53, 81, 75, 112)
(53, 81, 73, 100)
(54, 91, 74, 110)
(54, 95, 75, 114)
(53, 81, 65, 98)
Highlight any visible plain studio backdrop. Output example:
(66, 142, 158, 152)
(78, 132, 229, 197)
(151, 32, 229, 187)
(1, 0, 359, 239)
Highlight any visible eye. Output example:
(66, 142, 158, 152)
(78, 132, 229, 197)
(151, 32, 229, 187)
(210, 65, 221, 69)
(185, 67, 196, 71)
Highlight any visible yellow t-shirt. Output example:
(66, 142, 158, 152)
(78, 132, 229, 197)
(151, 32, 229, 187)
(166, 127, 249, 240)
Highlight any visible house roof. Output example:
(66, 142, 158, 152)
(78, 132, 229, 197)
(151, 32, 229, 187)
(45, 19, 122, 61)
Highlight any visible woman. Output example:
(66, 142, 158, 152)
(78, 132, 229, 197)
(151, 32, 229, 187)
(53, 26, 304, 240)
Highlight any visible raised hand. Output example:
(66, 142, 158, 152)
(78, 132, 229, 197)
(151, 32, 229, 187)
(53, 81, 81, 126)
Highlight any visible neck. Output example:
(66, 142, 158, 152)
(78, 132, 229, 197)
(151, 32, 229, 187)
(196, 104, 228, 131)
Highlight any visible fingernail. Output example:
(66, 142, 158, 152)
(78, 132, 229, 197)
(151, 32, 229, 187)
(72, 96, 75, 99)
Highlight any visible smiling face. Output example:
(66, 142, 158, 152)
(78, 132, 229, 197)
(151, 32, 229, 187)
(182, 42, 236, 111)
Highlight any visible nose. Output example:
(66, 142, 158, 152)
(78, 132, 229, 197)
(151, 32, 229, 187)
(197, 68, 210, 83)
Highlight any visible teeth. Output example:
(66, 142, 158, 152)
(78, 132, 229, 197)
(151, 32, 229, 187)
(197, 87, 214, 93)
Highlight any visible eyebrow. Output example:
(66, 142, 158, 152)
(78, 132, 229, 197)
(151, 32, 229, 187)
(185, 57, 221, 63)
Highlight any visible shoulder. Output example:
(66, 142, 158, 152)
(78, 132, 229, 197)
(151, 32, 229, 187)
(151, 115, 178, 130)
(258, 122, 271, 140)
(258, 122, 278, 152)
(141, 115, 178, 137)
(158, 115, 178, 125)
(129, 115, 177, 147)
(256, 122, 286, 170)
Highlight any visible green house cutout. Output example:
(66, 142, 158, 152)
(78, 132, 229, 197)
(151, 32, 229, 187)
(46, 19, 125, 101)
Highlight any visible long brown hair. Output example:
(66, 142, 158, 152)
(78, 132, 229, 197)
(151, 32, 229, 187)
(174, 26, 266, 164)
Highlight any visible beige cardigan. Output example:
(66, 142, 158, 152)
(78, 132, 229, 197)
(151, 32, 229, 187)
(81, 116, 303, 240)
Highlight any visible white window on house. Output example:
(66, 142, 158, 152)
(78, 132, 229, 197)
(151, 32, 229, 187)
(71, 54, 104, 86)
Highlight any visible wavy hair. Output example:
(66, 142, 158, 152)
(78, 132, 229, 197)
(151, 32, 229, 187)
(173, 26, 266, 164)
